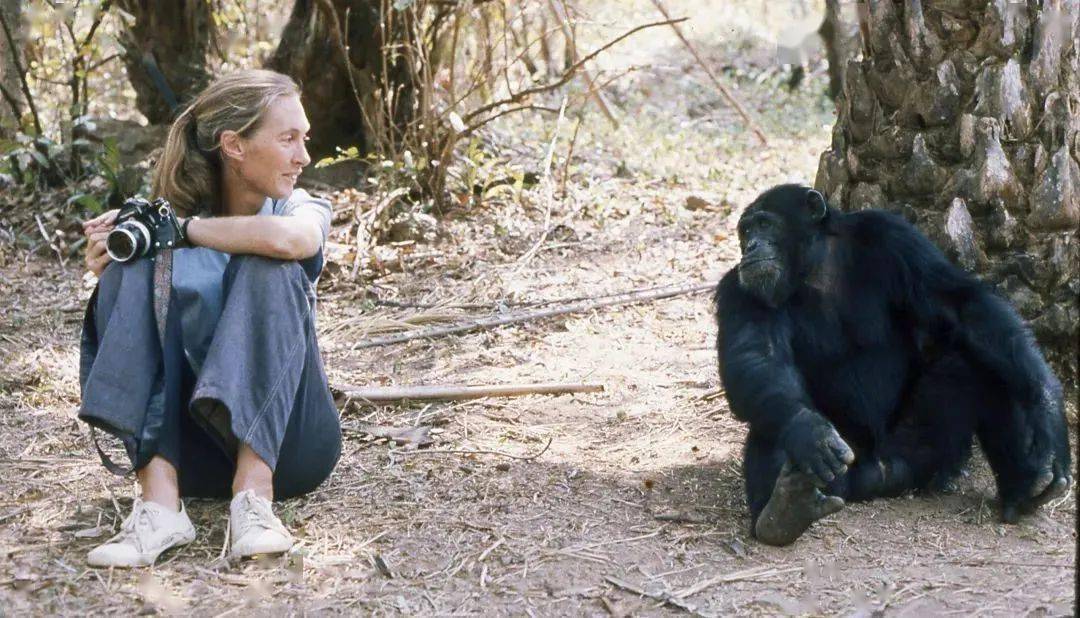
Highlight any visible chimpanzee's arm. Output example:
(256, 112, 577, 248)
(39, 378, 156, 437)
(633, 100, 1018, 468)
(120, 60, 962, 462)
(715, 273, 811, 436)
(870, 211, 1069, 512)
(716, 273, 854, 485)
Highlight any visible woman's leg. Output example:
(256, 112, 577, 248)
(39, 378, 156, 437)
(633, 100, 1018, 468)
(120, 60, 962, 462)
(188, 255, 341, 494)
(83, 259, 186, 511)
(81, 260, 197, 567)
(138, 457, 180, 511)
(186, 255, 341, 557)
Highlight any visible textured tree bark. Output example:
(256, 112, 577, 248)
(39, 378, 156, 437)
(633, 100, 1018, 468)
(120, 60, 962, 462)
(115, 0, 213, 124)
(266, 0, 417, 158)
(816, 0, 1079, 388)
(0, 0, 23, 136)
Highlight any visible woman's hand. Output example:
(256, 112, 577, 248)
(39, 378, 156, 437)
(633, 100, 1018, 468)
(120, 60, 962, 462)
(83, 209, 119, 276)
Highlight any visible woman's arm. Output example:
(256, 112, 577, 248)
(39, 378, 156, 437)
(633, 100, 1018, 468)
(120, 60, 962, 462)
(82, 206, 323, 276)
(185, 212, 322, 260)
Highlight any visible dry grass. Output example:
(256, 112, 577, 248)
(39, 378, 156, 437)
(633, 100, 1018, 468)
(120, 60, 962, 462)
(1, 1, 1075, 615)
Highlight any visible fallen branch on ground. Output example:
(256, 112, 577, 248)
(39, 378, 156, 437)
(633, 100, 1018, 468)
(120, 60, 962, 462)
(390, 436, 554, 461)
(605, 576, 703, 616)
(332, 382, 604, 403)
(350, 280, 718, 349)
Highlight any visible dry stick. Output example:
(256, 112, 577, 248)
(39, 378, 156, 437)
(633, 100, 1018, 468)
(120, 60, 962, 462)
(546, 0, 619, 128)
(34, 214, 65, 270)
(462, 16, 686, 128)
(333, 382, 604, 403)
(350, 280, 718, 349)
(605, 576, 704, 616)
(390, 436, 554, 461)
(649, 0, 768, 146)
(376, 278, 708, 311)
(514, 97, 567, 270)
(674, 565, 802, 598)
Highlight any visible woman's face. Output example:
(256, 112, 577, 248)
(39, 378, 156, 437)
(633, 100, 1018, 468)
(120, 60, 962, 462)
(226, 95, 311, 201)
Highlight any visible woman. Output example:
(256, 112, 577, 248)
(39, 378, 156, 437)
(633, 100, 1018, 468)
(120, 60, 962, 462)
(79, 69, 341, 568)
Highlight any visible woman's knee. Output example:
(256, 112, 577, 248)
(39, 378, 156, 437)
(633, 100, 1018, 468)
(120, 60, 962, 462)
(98, 257, 152, 294)
(272, 431, 341, 499)
(225, 254, 305, 282)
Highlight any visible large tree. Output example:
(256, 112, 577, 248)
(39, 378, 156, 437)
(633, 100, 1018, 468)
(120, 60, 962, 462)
(115, 0, 213, 124)
(816, 0, 1079, 386)
(267, 0, 418, 158)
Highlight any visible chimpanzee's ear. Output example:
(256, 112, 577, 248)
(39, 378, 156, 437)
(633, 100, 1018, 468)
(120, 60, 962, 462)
(807, 189, 828, 220)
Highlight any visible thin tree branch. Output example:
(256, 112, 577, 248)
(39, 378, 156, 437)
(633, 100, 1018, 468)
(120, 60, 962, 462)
(649, 0, 768, 145)
(0, 8, 42, 135)
(463, 16, 686, 124)
(390, 436, 554, 461)
(332, 382, 604, 403)
(350, 280, 717, 350)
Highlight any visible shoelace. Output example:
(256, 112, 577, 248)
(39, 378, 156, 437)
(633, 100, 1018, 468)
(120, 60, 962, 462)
(237, 494, 285, 536)
(110, 502, 159, 551)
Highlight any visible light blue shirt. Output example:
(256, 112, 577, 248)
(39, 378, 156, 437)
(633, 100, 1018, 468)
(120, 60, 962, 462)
(171, 189, 332, 374)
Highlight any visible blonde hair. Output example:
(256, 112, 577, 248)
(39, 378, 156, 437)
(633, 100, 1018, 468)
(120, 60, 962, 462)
(152, 69, 300, 216)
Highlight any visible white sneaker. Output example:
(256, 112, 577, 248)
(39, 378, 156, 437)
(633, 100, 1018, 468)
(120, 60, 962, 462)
(87, 499, 196, 568)
(229, 490, 295, 558)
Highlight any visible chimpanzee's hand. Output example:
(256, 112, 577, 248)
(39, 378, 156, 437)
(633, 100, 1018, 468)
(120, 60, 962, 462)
(780, 409, 855, 488)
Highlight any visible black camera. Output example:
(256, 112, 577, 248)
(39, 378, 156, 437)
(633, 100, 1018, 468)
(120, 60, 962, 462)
(106, 197, 186, 262)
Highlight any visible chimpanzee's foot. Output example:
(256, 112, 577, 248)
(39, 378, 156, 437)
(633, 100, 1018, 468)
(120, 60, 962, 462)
(754, 462, 845, 546)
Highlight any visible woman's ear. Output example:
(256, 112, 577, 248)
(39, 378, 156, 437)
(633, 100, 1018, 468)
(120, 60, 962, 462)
(219, 130, 244, 161)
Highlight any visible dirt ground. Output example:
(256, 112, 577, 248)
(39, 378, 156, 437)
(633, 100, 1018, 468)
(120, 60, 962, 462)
(1, 1, 1076, 615)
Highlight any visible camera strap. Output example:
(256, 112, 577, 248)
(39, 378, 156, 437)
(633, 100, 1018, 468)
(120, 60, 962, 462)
(151, 249, 173, 346)
(89, 250, 175, 477)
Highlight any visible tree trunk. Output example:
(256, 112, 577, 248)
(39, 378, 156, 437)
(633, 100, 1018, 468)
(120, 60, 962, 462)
(0, 0, 23, 136)
(115, 0, 213, 124)
(266, 0, 417, 158)
(816, 0, 1079, 388)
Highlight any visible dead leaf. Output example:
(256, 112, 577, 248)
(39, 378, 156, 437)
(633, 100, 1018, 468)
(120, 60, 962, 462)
(685, 195, 711, 211)
(73, 526, 106, 539)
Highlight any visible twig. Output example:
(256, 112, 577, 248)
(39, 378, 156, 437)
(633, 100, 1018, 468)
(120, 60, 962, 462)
(605, 576, 703, 616)
(462, 16, 686, 130)
(332, 382, 603, 403)
(674, 565, 802, 598)
(559, 116, 583, 197)
(35, 214, 66, 270)
(390, 436, 553, 461)
(649, 0, 768, 145)
(375, 278, 698, 311)
(546, 0, 618, 128)
(0, 506, 30, 523)
(351, 280, 717, 349)
(514, 97, 567, 270)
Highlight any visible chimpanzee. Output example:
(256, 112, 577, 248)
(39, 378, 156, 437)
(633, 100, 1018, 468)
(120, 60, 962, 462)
(714, 184, 1071, 546)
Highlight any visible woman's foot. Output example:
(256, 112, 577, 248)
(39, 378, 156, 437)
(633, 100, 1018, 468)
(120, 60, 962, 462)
(87, 499, 196, 568)
(229, 490, 295, 558)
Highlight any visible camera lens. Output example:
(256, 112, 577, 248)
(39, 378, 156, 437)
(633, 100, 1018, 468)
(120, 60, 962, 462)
(106, 221, 151, 262)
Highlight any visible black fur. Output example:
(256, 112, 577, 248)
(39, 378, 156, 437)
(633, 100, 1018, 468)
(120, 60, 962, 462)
(715, 185, 1071, 535)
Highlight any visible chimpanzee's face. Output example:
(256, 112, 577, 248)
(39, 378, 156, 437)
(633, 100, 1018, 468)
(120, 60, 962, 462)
(735, 185, 828, 307)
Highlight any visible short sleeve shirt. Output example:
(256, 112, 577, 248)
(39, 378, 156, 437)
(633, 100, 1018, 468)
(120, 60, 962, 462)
(171, 189, 332, 374)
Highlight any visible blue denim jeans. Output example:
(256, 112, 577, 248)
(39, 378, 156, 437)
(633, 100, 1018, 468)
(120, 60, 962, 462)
(79, 254, 341, 499)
